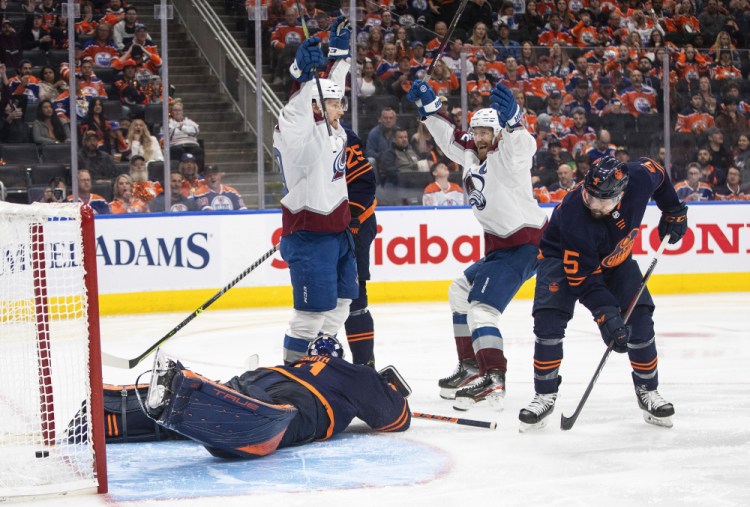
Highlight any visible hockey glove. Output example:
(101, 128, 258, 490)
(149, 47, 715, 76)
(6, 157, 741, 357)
(489, 82, 523, 128)
(593, 306, 631, 353)
(406, 79, 443, 117)
(379, 365, 412, 398)
(658, 202, 688, 244)
(328, 16, 351, 59)
(289, 37, 325, 82)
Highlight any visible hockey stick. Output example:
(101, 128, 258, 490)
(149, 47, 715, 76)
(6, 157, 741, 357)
(412, 411, 497, 430)
(560, 233, 671, 431)
(102, 244, 280, 369)
(422, 0, 471, 83)
(294, 0, 338, 152)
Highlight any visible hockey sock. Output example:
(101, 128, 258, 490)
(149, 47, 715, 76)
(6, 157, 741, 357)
(471, 326, 507, 374)
(453, 313, 475, 361)
(345, 308, 374, 365)
(532, 309, 567, 394)
(628, 307, 659, 390)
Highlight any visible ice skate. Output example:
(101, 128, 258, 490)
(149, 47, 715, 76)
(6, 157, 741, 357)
(146, 350, 180, 419)
(438, 359, 480, 399)
(518, 392, 557, 432)
(452, 370, 505, 411)
(635, 386, 674, 428)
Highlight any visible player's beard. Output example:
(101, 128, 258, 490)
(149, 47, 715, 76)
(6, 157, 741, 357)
(589, 209, 606, 219)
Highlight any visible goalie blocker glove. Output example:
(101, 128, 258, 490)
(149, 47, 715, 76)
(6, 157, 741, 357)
(593, 306, 631, 353)
(489, 82, 523, 128)
(658, 202, 688, 244)
(406, 80, 443, 117)
(290, 37, 326, 82)
(328, 15, 351, 59)
(379, 365, 412, 398)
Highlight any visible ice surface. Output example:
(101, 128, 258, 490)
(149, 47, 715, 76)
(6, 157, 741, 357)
(29, 293, 750, 506)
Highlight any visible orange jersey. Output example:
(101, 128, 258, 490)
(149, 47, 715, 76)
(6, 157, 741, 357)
(570, 21, 599, 47)
(549, 113, 574, 136)
(500, 76, 528, 95)
(180, 178, 208, 198)
(561, 126, 597, 156)
(426, 75, 459, 96)
(620, 87, 657, 116)
(484, 60, 507, 80)
(132, 181, 164, 203)
(467, 76, 496, 96)
(674, 111, 715, 134)
(109, 198, 149, 214)
(81, 42, 121, 67)
(526, 76, 566, 98)
(75, 19, 98, 35)
(100, 10, 125, 27)
(270, 23, 306, 48)
(537, 29, 574, 47)
(711, 64, 742, 81)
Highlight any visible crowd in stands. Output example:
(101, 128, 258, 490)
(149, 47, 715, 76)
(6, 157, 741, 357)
(0, 0, 247, 212)
(239, 0, 750, 203)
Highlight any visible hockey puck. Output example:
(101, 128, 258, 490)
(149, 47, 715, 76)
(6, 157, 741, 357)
(35, 450, 49, 458)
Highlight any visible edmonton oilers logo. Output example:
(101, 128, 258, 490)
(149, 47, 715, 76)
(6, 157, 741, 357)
(332, 144, 346, 181)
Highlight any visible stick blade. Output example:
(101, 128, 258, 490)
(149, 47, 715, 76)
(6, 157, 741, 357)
(101, 351, 133, 369)
(560, 413, 576, 431)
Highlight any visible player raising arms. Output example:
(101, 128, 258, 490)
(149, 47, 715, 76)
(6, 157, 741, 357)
(273, 35, 358, 363)
(519, 156, 688, 431)
(406, 80, 548, 410)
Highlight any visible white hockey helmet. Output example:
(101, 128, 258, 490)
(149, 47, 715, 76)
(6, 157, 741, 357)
(470, 108, 502, 137)
(313, 79, 348, 111)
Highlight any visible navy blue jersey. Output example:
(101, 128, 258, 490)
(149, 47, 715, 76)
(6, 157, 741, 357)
(539, 158, 681, 311)
(257, 356, 410, 441)
(343, 125, 377, 218)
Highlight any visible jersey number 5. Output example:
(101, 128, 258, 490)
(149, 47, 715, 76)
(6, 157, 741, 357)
(563, 250, 580, 274)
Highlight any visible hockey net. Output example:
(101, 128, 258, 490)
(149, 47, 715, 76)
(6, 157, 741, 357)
(0, 202, 107, 498)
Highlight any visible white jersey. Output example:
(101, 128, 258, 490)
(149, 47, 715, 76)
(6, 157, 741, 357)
(424, 114, 548, 252)
(274, 60, 351, 235)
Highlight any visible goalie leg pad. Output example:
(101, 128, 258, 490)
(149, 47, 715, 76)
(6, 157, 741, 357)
(158, 369, 298, 459)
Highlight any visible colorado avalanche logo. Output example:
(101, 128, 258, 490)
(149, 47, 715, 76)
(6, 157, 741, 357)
(332, 145, 347, 182)
(601, 228, 638, 268)
(466, 163, 487, 210)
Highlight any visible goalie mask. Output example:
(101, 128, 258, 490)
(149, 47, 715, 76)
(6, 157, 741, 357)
(470, 108, 502, 138)
(307, 335, 345, 359)
(312, 79, 348, 111)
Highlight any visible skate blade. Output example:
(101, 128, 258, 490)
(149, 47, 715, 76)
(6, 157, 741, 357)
(519, 418, 548, 433)
(439, 387, 458, 400)
(642, 411, 673, 428)
(453, 394, 505, 412)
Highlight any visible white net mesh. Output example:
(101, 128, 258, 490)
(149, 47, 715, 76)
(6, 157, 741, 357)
(0, 202, 100, 497)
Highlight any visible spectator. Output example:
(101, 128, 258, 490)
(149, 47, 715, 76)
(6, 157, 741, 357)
(537, 12, 573, 46)
(543, 89, 572, 136)
(694, 146, 725, 187)
(703, 127, 732, 174)
(20, 10, 52, 52)
(169, 100, 202, 159)
(674, 44, 709, 82)
(269, 8, 305, 86)
(65, 169, 110, 214)
(75, 1, 98, 36)
(535, 136, 571, 186)
(9, 59, 40, 103)
(426, 21, 447, 58)
(113, 24, 162, 78)
(113, 5, 139, 51)
(513, 88, 537, 134)
(426, 59, 459, 97)
(127, 119, 163, 163)
(408, 41, 431, 80)
(356, 59, 383, 100)
(732, 133, 750, 182)
(193, 165, 247, 211)
(714, 96, 746, 147)
(79, 59, 108, 100)
(375, 43, 399, 83)
(698, 0, 729, 42)
(620, 69, 657, 116)
(525, 56, 566, 100)
(494, 21, 521, 60)
(585, 128, 616, 163)
(178, 152, 207, 197)
(499, 56, 527, 95)
(674, 162, 714, 201)
(615, 145, 630, 163)
(518, 41, 539, 76)
(590, 76, 620, 115)
(548, 42, 573, 78)
(710, 50, 742, 81)
(697, 77, 718, 116)
(392, 26, 411, 61)
(365, 107, 399, 168)
(574, 153, 591, 180)
(675, 92, 714, 134)
(129, 155, 163, 205)
(37, 177, 67, 203)
(441, 39, 473, 81)
(714, 165, 748, 200)
(0, 19, 23, 70)
(385, 56, 413, 100)
(563, 77, 593, 114)
(378, 127, 420, 186)
(422, 162, 465, 206)
(32, 99, 70, 145)
(38, 65, 67, 102)
(109, 173, 149, 214)
(47, 10, 69, 50)
(114, 58, 148, 108)
(79, 130, 118, 182)
(570, 9, 599, 47)
(152, 171, 197, 212)
(81, 23, 120, 68)
(560, 107, 596, 157)
(1, 95, 30, 143)
(636, 56, 661, 91)
(100, 0, 126, 27)
(466, 58, 496, 97)
(80, 98, 124, 155)
(516, 0, 545, 42)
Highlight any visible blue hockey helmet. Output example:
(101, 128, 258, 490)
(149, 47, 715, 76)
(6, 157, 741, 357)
(584, 156, 629, 199)
(307, 335, 345, 359)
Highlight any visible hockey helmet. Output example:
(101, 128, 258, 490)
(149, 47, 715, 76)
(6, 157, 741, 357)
(313, 79, 348, 111)
(470, 108, 502, 137)
(307, 335, 345, 359)
(584, 156, 629, 199)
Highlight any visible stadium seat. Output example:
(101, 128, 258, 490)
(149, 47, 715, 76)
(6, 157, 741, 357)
(636, 113, 663, 133)
(30, 164, 68, 185)
(92, 181, 114, 202)
(0, 164, 30, 190)
(94, 66, 117, 85)
(47, 49, 70, 69)
(1, 144, 40, 166)
(114, 162, 131, 176)
(103, 100, 124, 120)
(41, 144, 72, 165)
(26, 184, 48, 204)
(144, 103, 164, 130)
(23, 102, 39, 123)
(25, 49, 47, 67)
(398, 170, 432, 189)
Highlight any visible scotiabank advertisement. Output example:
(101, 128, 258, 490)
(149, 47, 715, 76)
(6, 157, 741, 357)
(93, 203, 750, 297)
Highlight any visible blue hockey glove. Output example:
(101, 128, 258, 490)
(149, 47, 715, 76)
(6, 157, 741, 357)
(406, 79, 442, 117)
(593, 306, 631, 353)
(328, 16, 351, 59)
(489, 82, 522, 128)
(289, 37, 325, 82)
(658, 202, 688, 244)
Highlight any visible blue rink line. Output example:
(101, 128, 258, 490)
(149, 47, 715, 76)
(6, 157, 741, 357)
(106, 433, 450, 501)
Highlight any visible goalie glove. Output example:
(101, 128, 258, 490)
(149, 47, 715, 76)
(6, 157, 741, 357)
(379, 365, 412, 398)
(406, 80, 443, 117)
(328, 16, 351, 59)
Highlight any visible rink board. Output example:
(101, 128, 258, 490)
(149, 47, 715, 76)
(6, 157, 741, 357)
(85, 203, 750, 315)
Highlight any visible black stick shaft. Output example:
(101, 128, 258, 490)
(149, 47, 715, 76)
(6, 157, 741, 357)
(102, 244, 279, 369)
(423, 0, 471, 83)
(560, 234, 671, 430)
(412, 412, 497, 430)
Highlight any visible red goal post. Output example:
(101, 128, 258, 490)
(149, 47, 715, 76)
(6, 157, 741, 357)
(0, 202, 107, 498)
